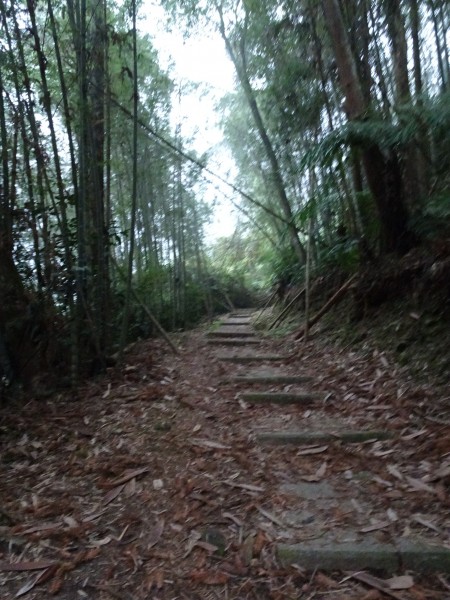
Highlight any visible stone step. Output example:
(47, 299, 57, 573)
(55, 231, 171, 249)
(222, 318, 252, 325)
(256, 430, 393, 444)
(230, 311, 255, 317)
(224, 374, 313, 385)
(207, 338, 261, 345)
(216, 354, 289, 362)
(276, 537, 450, 573)
(208, 328, 256, 338)
(240, 391, 322, 405)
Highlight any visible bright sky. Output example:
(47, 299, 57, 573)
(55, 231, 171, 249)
(140, 2, 239, 241)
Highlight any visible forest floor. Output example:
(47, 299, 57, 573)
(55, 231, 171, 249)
(0, 304, 450, 599)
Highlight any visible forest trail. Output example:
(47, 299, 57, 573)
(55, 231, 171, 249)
(1, 313, 450, 599)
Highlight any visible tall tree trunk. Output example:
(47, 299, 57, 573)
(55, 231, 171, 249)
(385, 0, 420, 211)
(322, 0, 414, 253)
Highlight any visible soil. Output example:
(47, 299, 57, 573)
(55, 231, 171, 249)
(0, 277, 449, 598)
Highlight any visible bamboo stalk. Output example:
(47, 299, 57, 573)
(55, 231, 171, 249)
(303, 218, 312, 342)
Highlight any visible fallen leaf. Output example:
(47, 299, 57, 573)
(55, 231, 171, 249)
(62, 516, 78, 528)
(16, 567, 53, 597)
(124, 477, 136, 496)
(432, 462, 450, 481)
(359, 520, 391, 533)
(387, 465, 403, 481)
(147, 519, 164, 549)
(405, 476, 436, 494)
(387, 575, 414, 590)
(401, 429, 427, 441)
(345, 571, 405, 600)
(301, 461, 327, 482)
(193, 540, 218, 553)
(102, 484, 125, 506)
(411, 514, 441, 533)
(257, 506, 284, 527)
(0, 561, 57, 572)
(297, 445, 329, 456)
(386, 508, 399, 522)
(190, 568, 230, 585)
(315, 571, 340, 589)
(252, 530, 268, 556)
(191, 438, 231, 450)
(88, 535, 112, 547)
(223, 512, 243, 527)
(21, 522, 61, 535)
(224, 480, 264, 492)
(106, 467, 150, 488)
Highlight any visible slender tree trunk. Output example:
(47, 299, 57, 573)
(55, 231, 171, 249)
(430, 0, 448, 90)
(119, 0, 139, 357)
(217, 5, 306, 265)
(409, 0, 423, 97)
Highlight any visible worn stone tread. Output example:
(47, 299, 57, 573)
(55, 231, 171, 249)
(277, 537, 450, 573)
(208, 328, 256, 338)
(256, 430, 393, 444)
(224, 374, 313, 385)
(207, 338, 261, 345)
(241, 391, 322, 404)
(216, 355, 288, 362)
(222, 319, 252, 325)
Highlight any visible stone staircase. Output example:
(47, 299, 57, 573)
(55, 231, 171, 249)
(209, 310, 450, 574)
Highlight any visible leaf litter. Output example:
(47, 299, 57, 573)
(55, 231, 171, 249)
(0, 329, 449, 598)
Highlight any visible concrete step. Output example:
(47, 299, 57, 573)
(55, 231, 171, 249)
(224, 374, 313, 385)
(229, 310, 255, 317)
(216, 354, 289, 362)
(222, 318, 252, 325)
(256, 430, 393, 444)
(276, 536, 450, 573)
(208, 328, 256, 338)
(207, 338, 261, 345)
(240, 391, 322, 405)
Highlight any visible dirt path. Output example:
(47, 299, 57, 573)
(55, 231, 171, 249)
(1, 313, 449, 599)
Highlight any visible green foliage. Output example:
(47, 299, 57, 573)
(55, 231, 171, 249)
(268, 244, 302, 286)
(301, 92, 450, 172)
(317, 238, 359, 271)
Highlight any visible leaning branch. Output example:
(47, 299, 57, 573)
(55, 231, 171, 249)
(268, 286, 306, 330)
(294, 273, 358, 340)
(111, 256, 179, 355)
(110, 96, 290, 227)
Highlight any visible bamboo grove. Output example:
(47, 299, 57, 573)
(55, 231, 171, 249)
(1, 0, 449, 391)
(0, 0, 220, 390)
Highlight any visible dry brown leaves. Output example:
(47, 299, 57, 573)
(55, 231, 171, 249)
(0, 330, 449, 599)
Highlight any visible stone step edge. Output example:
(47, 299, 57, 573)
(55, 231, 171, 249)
(240, 392, 321, 404)
(207, 338, 261, 345)
(207, 331, 256, 338)
(221, 319, 252, 324)
(276, 538, 450, 573)
(223, 375, 313, 385)
(216, 355, 289, 362)
(256, 430, 393, 444)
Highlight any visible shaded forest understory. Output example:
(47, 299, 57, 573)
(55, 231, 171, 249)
(0, 268, 449, 598)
